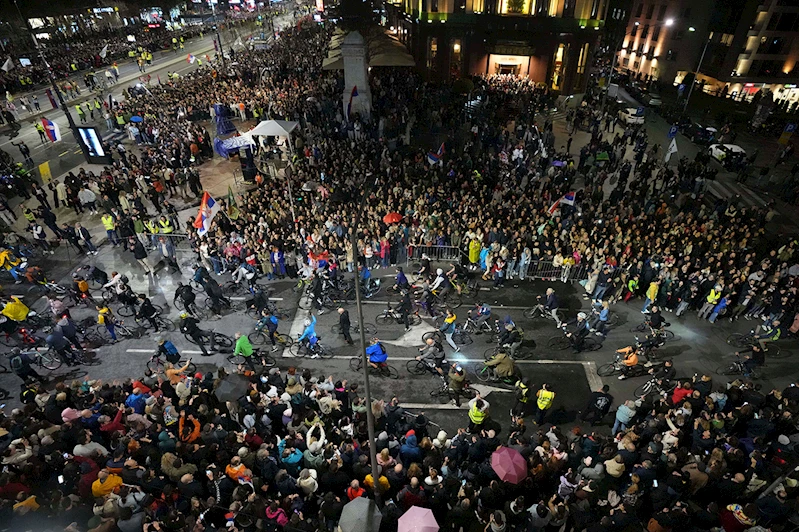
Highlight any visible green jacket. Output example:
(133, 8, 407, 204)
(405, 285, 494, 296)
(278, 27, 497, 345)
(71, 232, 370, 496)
(234, 336, 253, 357)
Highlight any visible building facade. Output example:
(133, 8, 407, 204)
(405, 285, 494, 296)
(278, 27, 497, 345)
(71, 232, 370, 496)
(384, 0, 607, 94)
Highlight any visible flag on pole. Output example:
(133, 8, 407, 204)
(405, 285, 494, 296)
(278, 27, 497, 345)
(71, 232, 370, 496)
(346, 85, 358, 119)
(226, 185, 240, 220)
(664, 138, 678, 163)
(41, 117, 61, 142)
(187, 53, 196, 64)
(427, 142, 445, 166)
(205, 54, 211, 62)
(547, 198, 561, 216)
(193, 192, 220, 237)
(561, 191, 575, 206)
(1, 57, 13, 73)
(99, 44, 108, 59)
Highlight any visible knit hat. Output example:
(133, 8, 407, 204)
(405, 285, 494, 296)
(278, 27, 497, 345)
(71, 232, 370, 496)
(778, 435, 790, 445)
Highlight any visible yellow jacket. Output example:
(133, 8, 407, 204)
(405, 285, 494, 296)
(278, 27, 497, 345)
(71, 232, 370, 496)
(2, 297, 29, 322)
(646, 282, 659, 301)
(101, 215, 115, 231)
(0, 249, 20, 271)
(707, 288, 721, 304)
(91, 473, 122, 497)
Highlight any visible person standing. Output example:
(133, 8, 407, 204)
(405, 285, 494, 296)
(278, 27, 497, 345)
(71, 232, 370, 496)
(11, 141, 33, 166)
(127, 237, 153, 275)
(101, 212, 119, 246)
(534, 383, 555, 425)
(467, 393, 489, 433)
(29, 221, 53, 254)
(75, 104, 86, 124)
(78, 187, 98, 215)
(448, 364, 466, 407)
(61, 223, 83, 254)
(34, 121, 47, 144)
(157, 236, 181, 274)
(337, 307, 354, 345)
(75, 222, 97, 255)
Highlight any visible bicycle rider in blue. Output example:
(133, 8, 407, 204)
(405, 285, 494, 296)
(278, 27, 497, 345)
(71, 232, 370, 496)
(298, 315, 318, 355)
(366, 338, 388, 370)
(469, 302, 492, 331)
(258, 311, 281, 352)
(360, 265, 372, 292)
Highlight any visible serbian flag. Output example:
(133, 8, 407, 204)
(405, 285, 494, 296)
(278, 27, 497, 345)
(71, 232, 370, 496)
(427, 142, 445, 165)
(561, 191, 575, 205)
(547, 198, 561, 216)
(42, 117, 61, 142)
(193, 192, 220, 237)
(187, 53, 196, 64)
(346, 85, 358, 119)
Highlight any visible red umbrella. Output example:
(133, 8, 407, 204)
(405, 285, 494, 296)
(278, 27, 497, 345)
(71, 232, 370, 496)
(383, 212, 403, 224)
(491, 446, 527, 484)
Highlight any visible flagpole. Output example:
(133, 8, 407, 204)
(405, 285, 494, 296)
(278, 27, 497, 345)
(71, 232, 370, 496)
(13, 0, 91, 164)
(210, 0, 226, 71)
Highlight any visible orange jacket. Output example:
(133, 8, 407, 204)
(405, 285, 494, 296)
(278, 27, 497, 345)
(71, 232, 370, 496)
(178, 417, 200, 443)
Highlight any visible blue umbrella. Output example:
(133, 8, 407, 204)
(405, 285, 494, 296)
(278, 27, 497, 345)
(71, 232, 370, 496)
(129, 115, 143, 123)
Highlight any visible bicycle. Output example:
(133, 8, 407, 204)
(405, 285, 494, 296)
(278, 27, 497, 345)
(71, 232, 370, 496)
(95, 321, 136, 340)
(482, 343, 534, 361)
(716, 354, 762, 379)
(584, 306, 620, 328)
(349, 356, 399, 379)
(629, 322, 675, 341)
(451, 277, 479, 297)
(147, 354, 196, 375)
(633, 377, 677, 398)
(290, 337, 333, 359)
(462, 314, 495, 335)
(249, 329, 294, 348)
(546, 330, 602, 351)
(203, 296, 242, 312)
(375, 303, 422, 327)
(118, 301, 165, 318)
(406, 358, 447, 378)
(431, 287, 462, 309)
(17, 347, 64, 371)
(726, 331, 787, 358)
(522, 303, 563, 324)
(174, 297, 212, 319)
(0, 324, 42, 347)
(245, 302, 290, 320)
(429, 379, 476, 401)
(597, 352, 646, 378)
(135, 315, 177, 333)
(184, 331, 234, 349)
(331, 323, 377, 336)
(422, 317, 472, 346)
(470, 361, 521, 383)
(361, 279, 382, 299)
(227, 349, 277, 369)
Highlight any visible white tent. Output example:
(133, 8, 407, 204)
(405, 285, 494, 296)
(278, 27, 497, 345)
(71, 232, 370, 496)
(247, 120, 299, 137)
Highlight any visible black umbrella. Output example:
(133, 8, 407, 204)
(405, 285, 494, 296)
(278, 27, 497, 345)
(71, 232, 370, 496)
(339, 497, 382, 532)
(214, 374, 250, 402)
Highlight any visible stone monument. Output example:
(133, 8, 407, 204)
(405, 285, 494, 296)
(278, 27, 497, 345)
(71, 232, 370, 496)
(341, 31, 371, 120)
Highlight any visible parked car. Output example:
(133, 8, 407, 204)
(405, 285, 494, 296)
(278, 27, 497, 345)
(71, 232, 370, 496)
(644, 93, 662, 107)
(619, 107, 645, 125)
(683, 123, 718, 145)
(708, 144, 746, 168)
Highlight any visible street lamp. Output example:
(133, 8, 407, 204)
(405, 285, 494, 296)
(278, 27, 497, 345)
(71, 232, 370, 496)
(665, 18, 674, 27)
(600, 23, 638, 113)
(681, 32, 711, 115)
(210, 0, 226, 70)
(12, 0, 90, 163)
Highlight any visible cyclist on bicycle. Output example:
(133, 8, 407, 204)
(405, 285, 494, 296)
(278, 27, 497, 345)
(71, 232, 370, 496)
(497, 322, 522, 358)
(117, 284, 138, 312)
(103, 271, 128, 295)
(366, 338, 388, 370)
(615, 345, 639, 380)
(81, 264, 108, 286)
(257, 310, 281, 352)
(46, 328, 78, 366)
(536, 288, 561, 326)
(136, 294, 160, 331)
(447, 262, 467, 295)
(562, 312, 590, 353)
(646, 306, 666, 336)
(430, 268, 451, 303)
(469, 302, 492, 332)
(156, 337, 181, 364)
(392, 266, 410, 292)
(737, 344, 765, 376)
(648, 359, 675, 387)
(234, 332, 260, 371)
(417, 337, 446, 378)
(484, 349, 517, 382)
(417, 280, 436, 317)
(298, 316, 319, 356)
(180, 312, 215, 356)
(310, 274, 325, 315)
(192, 264, 210, 290)
(9, 347, 45, 383)
(359, 265, 373, 293)
(754, 319, 781, 351)
(232, 261, 257, 286)
(1, 295, 29, 324)
(175, 281, 199, 316)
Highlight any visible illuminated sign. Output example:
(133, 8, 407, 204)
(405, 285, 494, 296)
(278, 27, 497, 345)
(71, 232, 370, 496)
(92, 7, 116, 13)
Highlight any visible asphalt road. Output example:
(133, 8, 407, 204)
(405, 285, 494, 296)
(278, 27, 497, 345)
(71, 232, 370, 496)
(2, 254, 795, 436)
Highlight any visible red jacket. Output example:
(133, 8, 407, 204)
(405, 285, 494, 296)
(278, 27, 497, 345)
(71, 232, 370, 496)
(100, 409, 125, 435)
(671, 387, 692, 406)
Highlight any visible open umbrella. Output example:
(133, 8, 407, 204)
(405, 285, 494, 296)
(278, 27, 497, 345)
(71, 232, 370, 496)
(129, 115, 143, 123)
(214, 374, 250, 402)
(398, 507, 438, 532)
(339, 497, 382, 532)
(383, 212, 403, 224)
(596, 151, 610, 161)
(491, 446, 527, 484)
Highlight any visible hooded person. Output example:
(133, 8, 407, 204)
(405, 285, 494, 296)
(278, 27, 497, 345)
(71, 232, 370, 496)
(433, 430, 450, 449)
(400, 434, 422, 465)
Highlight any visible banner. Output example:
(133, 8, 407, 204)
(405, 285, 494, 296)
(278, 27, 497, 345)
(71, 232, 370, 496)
(38, 161, 52, 183)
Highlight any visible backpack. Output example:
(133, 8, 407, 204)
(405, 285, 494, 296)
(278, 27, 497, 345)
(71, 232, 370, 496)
(164, 341, 178, 356)
(120, 275, 129, 284)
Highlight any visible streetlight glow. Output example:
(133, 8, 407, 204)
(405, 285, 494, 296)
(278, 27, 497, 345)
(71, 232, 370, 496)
(665, 18, 674, 26)
(688, 26, 696, 31)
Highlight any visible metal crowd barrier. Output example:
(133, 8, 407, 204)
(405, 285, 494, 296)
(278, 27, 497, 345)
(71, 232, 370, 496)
(407, 245, 466, 263)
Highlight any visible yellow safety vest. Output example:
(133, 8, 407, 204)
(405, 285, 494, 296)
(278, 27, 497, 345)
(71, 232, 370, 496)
(145, 222, 159, 234)
(101, 215, 115, 231)
(95, 101, 101, 109)
(515, 381, 529, 403)
(159, 220, 173, 233)
(537, 389, 554, 410)
(75, 105, 84, 115)
(707, 289, 721, 304)
(468, 403, 486, 424)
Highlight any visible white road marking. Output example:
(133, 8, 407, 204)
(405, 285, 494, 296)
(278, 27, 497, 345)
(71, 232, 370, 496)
(381, 323, 435, 347)
(582, 361, 604, 391)
(127, 348, 205, 355)
(471, 383, 513, 395)
(400, 403, 464, 410)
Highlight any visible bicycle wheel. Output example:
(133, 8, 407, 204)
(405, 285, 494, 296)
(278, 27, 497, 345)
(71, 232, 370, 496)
(157, 318, 176, 332)
(547, 336, 571, 350)
(512, 348, 534, 361)
(214, 333, 234, 348)
(472, 363, 493, 382)
(444, 293, 462, 309)
(349, 357, 362, 372)
(275, 333, 294, 347)
(726, 333, 749, 348)
(484, 347, 499, 361)
(629, 323, 648, 333)
(598, 363, 619, 377)
(606, 313, 620, 327)
(330, 324, 343, 334)
(117, 305, 136, 317)
(422, 331, 441, 343)
(766, 345, 788, 359)
(38, 351, 62, 371)
(317, 344, 334, 359)
(290, 343, 309, 358)
(406, 359, 427, 376)
(583, 337, 602, 351)
(360, 323, 377, 336)
(227, 354, 247, 366)
(660, 330, 675, 341)
(715, 364, 740, 377)
(453, 331, 472, 346)
(261, 354, 276, 368)
(102, 289, 116, 304)
(174, 298, 186, 311)
(522, 308, 536, 319)
(633, 381, 654, 397)
(298, 294, 313, 310)
(116, 325, 135, 338)
(383, 365, 399, 379)
(408, 314, 422, 326)
(0, 363, 8, 374)
(249, 331, 267, 345)
(0, 333, 16, 347)
(375, 314, 394, 326)
(147, 357, 165, 373)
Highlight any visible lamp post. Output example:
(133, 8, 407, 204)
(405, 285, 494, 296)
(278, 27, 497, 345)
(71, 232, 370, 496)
(681, 28, 711, 116)
(12, 0, 90, 163)
(210, 0, 226, 70)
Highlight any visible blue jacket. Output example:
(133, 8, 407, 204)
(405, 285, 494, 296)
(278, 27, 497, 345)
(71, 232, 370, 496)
(366, 343, 387, 363)
(400, 435, 422, 465)
(298, 315, 317, 343)
(125, 392, 147, 414)
(615, 403, 636, 424)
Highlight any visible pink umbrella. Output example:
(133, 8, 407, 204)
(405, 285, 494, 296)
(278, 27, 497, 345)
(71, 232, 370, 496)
(398, 506, 438, 532)
(491, 446, 527, 484)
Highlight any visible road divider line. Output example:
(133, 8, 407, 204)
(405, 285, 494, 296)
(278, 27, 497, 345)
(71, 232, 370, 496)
(400, 403, 463, 410)
(73, 149, 82, 154)
(582, 361, 603, 391)
(278, 354, 589, 364)
(59, 150, 69, 157)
